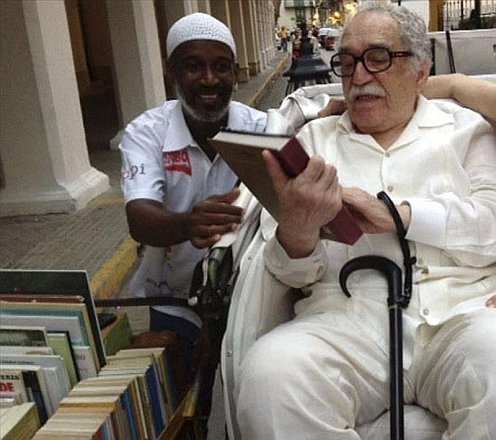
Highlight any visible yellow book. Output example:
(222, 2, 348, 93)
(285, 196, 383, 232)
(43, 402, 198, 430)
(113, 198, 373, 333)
(0, 402, 40, 440)
(75, 376, 147, 440)
(59, 394, 126, 439)
(70, 384, 141, 440)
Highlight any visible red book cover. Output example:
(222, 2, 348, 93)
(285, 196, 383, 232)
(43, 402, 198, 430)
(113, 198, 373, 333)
(209, 130, 363, 245)
(275, 137, 363, 245)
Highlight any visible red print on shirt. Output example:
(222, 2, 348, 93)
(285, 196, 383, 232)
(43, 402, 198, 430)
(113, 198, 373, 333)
(163, 151, 192, 176)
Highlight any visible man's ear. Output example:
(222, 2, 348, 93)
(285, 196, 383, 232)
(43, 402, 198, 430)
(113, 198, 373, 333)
(416, 60, 431, 95)
(166, 59, 177, 83)
(234, 62, 240, 82)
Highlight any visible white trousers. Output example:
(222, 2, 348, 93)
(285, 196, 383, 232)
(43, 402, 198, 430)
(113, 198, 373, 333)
(236, 308, 496, 440)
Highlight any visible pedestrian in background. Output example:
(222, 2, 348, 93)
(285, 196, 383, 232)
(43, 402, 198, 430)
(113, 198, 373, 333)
(280, 26, 289, 52)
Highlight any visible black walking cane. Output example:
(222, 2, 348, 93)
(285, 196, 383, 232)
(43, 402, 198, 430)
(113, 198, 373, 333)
(339, 191, 415, 440)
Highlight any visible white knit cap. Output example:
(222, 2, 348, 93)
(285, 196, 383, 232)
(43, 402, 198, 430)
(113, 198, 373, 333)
(166, 13, 236, 59)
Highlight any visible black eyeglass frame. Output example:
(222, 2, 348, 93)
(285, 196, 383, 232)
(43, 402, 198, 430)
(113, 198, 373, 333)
(330, 47, 414, 77)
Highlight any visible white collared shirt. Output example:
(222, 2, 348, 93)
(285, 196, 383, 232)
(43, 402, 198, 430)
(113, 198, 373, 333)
(120, 100, 266, 326)
(264, 96, 496, 366)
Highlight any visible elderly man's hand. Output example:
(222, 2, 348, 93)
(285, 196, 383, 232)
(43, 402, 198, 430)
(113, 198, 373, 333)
(486, 295, 496, 308)
(263, 150, 342, 258)
(342, 187, 411, 234)
(190, 188, 243, 249)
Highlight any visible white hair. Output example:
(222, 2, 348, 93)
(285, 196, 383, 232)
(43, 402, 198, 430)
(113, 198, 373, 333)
(338, 2, 432, 72)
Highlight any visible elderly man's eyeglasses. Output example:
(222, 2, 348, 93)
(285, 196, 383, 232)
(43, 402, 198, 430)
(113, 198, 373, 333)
(330, 47, 413, 77)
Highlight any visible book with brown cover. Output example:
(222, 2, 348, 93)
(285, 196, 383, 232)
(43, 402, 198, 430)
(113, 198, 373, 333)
(209, 129, 363, 245)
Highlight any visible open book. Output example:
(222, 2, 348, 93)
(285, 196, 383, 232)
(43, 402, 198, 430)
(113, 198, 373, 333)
(209, 129, 363, 245)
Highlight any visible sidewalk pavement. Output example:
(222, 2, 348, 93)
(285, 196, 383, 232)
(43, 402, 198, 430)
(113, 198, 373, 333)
(0, 51, 290, 301)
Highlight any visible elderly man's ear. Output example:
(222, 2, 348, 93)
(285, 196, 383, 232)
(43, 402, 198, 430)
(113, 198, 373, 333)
(416, 61, 432, 95)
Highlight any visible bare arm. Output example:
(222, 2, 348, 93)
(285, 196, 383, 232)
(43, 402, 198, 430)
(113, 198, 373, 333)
(318, 74, 496, 123)
(125, 189, 243, 249)
(423, 74, 496, 123)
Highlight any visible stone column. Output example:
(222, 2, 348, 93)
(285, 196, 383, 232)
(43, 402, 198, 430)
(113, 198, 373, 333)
(0, 0, 109, 216)
(197, 0, 211, 14)
(243, 0, 261, 75)
(210, 0, 231, 26)
(254, 2, 267, 68)
(159, 0, 199, 27)
(106, 0, 165, 148)
(267, 2, 276, 58)
(259, 1, 272, 65)
(229, 0, 250, 83)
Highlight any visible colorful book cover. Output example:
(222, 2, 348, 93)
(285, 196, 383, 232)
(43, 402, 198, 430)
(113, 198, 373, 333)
(0, 368, 28, 404)
(0, 325, 48, 347)
(0, 301, 100, 373)
(0, 348, 70, 412)
(0, 269, 106, 369)
(0, 314, 85, 346)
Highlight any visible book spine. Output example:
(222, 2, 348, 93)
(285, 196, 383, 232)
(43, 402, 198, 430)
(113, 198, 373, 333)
(277, 136, 310, 177)
(163, 351, 178, 412)
(72, 346, 97, 380)
(278, 136, 363, 245)
(327, 203, 363, 245)
(23, 370, 49, 424)
(122, 388, 139, 440)
(145, 368, 165, 436)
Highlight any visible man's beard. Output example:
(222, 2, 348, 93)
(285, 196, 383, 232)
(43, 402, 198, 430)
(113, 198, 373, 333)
(176, 84, 232, 123)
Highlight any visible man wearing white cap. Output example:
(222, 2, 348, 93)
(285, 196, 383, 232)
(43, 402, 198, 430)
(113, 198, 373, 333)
(119, 12, 266, 429)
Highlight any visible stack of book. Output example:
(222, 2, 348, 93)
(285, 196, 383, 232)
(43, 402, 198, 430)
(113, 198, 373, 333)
(0, 270, 105, 425)
(32, 346, 179, 439)
(0, 291, 104, 424)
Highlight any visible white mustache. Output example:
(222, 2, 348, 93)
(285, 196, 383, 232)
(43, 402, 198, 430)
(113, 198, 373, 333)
(349, 84, 386, 101)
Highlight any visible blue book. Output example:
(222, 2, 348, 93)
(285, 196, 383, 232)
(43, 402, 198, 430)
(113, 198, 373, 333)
(122, 387, 139, 440)
(145, 366, 165, 435)
(22, 370, 48, 424)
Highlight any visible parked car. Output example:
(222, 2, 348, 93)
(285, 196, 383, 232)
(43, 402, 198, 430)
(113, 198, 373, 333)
(318, 26, 342, 50)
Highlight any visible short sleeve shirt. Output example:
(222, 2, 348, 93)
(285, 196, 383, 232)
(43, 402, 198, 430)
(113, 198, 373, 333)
(120, 100, 266, 325)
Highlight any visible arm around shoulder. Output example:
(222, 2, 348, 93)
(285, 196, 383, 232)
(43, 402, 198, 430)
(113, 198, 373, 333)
(424, 74, 496, 123)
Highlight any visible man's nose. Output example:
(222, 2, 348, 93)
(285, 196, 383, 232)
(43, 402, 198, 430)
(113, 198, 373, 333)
(352, 60, 374, 85)
(202, 65, 220, 84)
